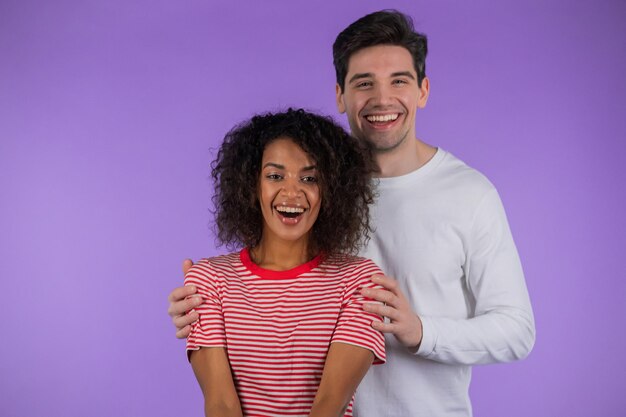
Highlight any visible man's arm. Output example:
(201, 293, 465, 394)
(167, 259, 202, 338)
(363, 189, 535, 365)
(190, 348, 243, 417)
(308, 343, 374, 417)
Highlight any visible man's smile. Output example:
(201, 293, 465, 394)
(362, 111, 404, 130)
(365, 113, 400, 123)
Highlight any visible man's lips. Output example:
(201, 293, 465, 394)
(362, 112, 403, 130)
(365, 113, 400, 123)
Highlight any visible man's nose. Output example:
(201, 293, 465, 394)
(371, 83, 394, 106)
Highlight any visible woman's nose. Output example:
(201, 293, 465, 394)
(281, 178, 301, 196)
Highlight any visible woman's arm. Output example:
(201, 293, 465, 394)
(190, 347, 243, 417)
(308, 342, 374, 417)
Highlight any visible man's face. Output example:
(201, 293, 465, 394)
(335, 45, 429, 153)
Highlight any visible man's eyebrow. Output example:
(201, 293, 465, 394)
(391, 71, 416, 79)
(348, 73, 373, 84)
(348, 71, 416, 84)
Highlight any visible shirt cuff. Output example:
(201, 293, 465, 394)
(413, 315, 436, 356)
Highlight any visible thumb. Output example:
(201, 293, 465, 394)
(182, 258, 194, 275)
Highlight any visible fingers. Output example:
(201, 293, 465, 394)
(370, 320, 396, 333)
(368, 313, 423, 347)
(363, 301, 398, 320)
(170, 258, 198, 339)
(362, 274, 424, 347)
(175, 324, 193, 339)
(168, 285, 197, 303)
(361, 287, 398, 306)
(167, 290, 202, 317)
(173, 310, 199, 330)
(182, 258, 194, 275)
(370, 274, 399, 292)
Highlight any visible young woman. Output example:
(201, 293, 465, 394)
(185, 109, 385, 417)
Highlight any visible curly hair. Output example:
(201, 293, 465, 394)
(211, 108, 377, 256)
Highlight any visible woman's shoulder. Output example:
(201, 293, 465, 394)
(322, 253, 382, 276)
(198, 252, 241, 268)
(185, 252, 242, 284)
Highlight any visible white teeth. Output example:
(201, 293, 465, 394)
(366, 114, 399, 122)
(276, 206, 305, 214)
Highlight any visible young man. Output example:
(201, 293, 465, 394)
(168, 10, 535, 417)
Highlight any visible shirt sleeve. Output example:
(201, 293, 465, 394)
(416, 188, 536, 365)
(331, 258, 386, 364)
(184, 260, 227, 359)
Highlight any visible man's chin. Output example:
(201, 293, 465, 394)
(366, 134, 407, 154)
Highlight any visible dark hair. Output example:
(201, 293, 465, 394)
(333, 9, 428, 92)
(211, 108, 377, 256)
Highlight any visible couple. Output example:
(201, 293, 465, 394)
(168, 10, 535, 417)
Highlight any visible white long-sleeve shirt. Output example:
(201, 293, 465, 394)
(354, 149, 535, 417)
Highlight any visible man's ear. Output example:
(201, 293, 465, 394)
(417, 77, 430, 109)
(335, 84, 346, 114)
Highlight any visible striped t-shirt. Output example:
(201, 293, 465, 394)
(185, 248, 386, 417)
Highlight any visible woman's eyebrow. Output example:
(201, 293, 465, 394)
(262, 163, 317, 171)
(263, 162, 284, 169)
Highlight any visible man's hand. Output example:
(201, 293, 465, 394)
(361, 274, 423, 350)
(167, 259, 202, 339)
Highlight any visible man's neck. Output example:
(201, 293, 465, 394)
(375, 138, 437, 178)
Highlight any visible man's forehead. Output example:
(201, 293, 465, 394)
(345, 45, 415, 76)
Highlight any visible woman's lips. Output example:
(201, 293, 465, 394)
(274, 205, 306, 224)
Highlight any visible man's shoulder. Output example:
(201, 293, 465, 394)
(437, 149, 497, 195)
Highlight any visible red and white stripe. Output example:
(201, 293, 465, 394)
(186, 249, 385, 417)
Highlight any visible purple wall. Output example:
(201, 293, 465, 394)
(1, 0, 625, 416)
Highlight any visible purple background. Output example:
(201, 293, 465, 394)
(1, 0, 625, 416)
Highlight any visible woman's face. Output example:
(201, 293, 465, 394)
(257, 137, 321, 248)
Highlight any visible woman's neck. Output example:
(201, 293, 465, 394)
(250, 237, 316, 271)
